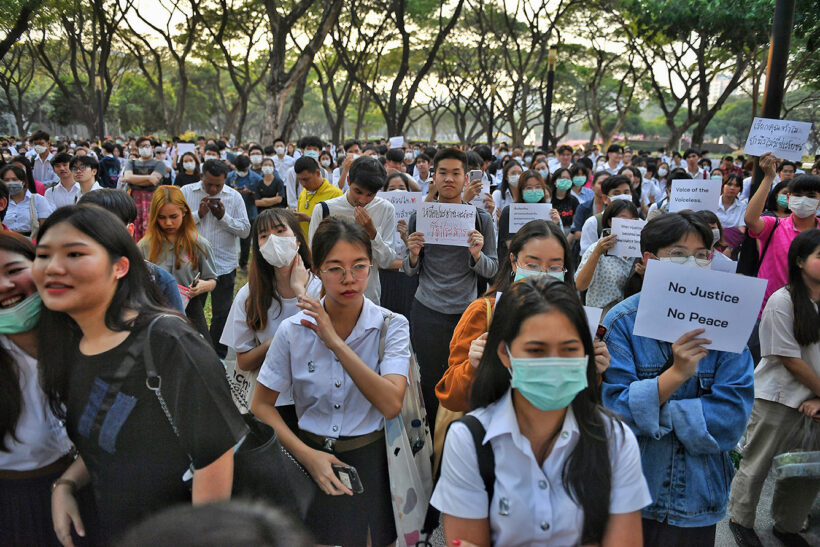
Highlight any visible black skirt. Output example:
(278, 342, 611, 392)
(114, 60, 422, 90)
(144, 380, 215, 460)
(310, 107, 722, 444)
(0, 468, 101, 546)
(301, 434, 396, 547)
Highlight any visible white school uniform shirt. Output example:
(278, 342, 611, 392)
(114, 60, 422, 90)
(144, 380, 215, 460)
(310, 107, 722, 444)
(220, 277, 322, 406)
(181, 182, 250, 275)
(5, 190, 54, 233)
(45, 182, 82, 208)
(755, 287, 820, 409)
(579, 214, 601, 256)
(431, 389, 651, 547)
(273, 154, 295, 178)
(32, 152, 59, 185)
(716, 196, 747, 229)
(258, 297, 411, 438)
(307, 194, 397, 305)
(492, 188, 515, 216)
(0, 336, 73, 471)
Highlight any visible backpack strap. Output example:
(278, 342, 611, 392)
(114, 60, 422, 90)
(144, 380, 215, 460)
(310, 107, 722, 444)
(459, 415, 495, 503)
(484, 297, 493, 331)
(320, 201, 330, 219)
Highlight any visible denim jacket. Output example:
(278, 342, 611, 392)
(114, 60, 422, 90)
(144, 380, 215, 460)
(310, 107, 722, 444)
(601, 293, 754, 527)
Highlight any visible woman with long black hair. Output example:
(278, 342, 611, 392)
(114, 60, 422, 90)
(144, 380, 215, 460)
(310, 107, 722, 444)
(728, 229, 820, 546)
(432, 276, 649, 546)
(33, 205, 247, 544)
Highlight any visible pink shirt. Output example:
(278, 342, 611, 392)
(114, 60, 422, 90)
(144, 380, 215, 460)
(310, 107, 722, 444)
(749, 215, 818, 313)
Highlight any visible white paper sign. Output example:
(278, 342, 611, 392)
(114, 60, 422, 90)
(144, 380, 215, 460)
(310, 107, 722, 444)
(466, 180, 491, 211)
(378, 191, 422, 224)
(509, 203, 553, 233)
(176, 143, 196, 157)
(710, 252, 738, 274)
(633, 260, 766, 353)
(417, 202, 476, 247)
(610, 218, 646, 258)
(389, 136, 405, 149)
(744, 117, 813, 162)
(584, 306, 603, 339)
(668, 178, 722, 213)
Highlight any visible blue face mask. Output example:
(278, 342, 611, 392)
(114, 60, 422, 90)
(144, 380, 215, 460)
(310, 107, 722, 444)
(513, 267, 565, 282)
(522, 188, 545, 203)
(539, 169, 550, 180)
(0, 292, 42, 334)
(572, 176, 586, 187)
(506, 347, 588, 411)
(304, 150, 320, 160)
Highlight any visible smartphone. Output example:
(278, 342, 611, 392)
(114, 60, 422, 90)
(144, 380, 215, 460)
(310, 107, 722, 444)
(469, 170, 483, 183)
(595, 324, 607, 341)
(190, 273, 200, 288)
(601, 228, 612, 237)
(332, 464, 364, 494)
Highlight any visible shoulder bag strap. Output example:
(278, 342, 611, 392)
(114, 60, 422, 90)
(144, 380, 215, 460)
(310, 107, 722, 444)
(458, 415, 495, 503)
(757, 218, 780, 269)
(143, 314, 195, 474)
(320, 201, 330, 219)
(29, 196, 39, 238)
(484, 298, 493, 331)
(378, 312, 395, 364)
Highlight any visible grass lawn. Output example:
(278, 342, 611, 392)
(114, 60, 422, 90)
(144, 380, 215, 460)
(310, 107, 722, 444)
(203, 268, 248, 324)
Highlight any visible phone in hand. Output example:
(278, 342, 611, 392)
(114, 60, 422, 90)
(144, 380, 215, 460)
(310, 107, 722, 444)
(601, 228, 612, 237)
(331, 464, 364, 494)
(190, 273, 201, 288)
(468, 170, 483, 183)
(595, 324, 607, 341)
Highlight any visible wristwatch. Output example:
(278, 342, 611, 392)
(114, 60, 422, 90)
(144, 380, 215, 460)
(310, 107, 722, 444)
(51, 478, 77, 494)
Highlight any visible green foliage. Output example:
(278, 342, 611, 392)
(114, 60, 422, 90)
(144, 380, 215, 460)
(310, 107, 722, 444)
(707, 98, 753, 147)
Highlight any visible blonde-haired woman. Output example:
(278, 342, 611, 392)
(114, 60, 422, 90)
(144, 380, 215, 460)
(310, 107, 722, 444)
(138, 185, 217, 340)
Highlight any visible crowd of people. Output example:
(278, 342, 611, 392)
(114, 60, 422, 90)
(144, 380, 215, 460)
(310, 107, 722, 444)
(1, 128, 820, 547)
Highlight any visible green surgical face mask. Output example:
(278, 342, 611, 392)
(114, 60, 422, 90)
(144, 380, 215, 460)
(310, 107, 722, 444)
(556, 178, 572, 191)
(0, 292, 42, 334)
(522, 188, 545, 203)
(506, 347, 589, 411)
(777, 194, 789, 209)
(514, 267, 564, 283)
(572, 176, 586, 186)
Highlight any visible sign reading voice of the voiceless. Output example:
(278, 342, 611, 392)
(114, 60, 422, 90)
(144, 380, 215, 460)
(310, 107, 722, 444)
(633, 260, 766, 353)
(416, 202, 476, 247)
(668, 178, 722, 213)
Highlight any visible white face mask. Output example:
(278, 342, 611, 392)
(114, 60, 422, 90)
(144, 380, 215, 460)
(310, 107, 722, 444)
(658, 168, 668, 177)
(508, 174, 520, 188)
(261, 165, 275, 175)
(404, 152, 414, 162)
(609, 193, 632, 202)
(138, 146, 153, 158)
(788, 196, 820, 219)
(183, 161, 196, 171)
(275, 146, 285, 156)
(321, 159, 331, 167)
(236, 170, 248, 177)
(205, 155, 218, 161)
(250, 154, 263, 165)
(637, 166, 647, 177)
(33, 144, 48, 155)
(259, 234, 299, 268)
(712, 228, 720, 246)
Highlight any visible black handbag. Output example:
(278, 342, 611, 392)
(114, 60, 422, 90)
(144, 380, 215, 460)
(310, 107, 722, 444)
(141, 315, 318, 520)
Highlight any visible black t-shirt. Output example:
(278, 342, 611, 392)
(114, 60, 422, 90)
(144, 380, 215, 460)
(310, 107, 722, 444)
(254, 176, 287, 211)
(551, 193, 580, 230)
(65, 316, 247, 540)
(174, 171, 201, 187)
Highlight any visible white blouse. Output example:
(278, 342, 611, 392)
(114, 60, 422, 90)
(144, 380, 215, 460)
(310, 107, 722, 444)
(0, 336, 72, 471)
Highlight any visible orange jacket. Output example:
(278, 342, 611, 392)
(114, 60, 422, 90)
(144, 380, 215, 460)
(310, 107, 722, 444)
(435, 296, 494, 412)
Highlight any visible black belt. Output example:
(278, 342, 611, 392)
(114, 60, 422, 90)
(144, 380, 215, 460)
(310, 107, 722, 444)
(300, 429, 384, 453)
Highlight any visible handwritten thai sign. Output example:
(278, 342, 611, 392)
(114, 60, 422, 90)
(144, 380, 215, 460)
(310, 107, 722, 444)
(378, 191, 423, 224)
(417, 202, 476, 247)
(509, 203, 553, 233)
(744, 117, 813, 162)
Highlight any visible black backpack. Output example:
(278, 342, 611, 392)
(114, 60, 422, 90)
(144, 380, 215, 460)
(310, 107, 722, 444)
(736, 218, 779, 277)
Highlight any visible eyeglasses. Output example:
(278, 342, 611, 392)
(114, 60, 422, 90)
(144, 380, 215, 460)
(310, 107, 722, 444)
(70, 165, 89, 172)
(319, 263, 372, 283)
(517, 261, 566, 274)
(658, 248, 713, 267)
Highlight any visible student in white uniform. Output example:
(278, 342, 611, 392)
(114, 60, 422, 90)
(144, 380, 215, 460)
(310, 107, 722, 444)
(252, 216, 411, 547)
(431, 276, 651, 546)
(221, 208, 320, 422)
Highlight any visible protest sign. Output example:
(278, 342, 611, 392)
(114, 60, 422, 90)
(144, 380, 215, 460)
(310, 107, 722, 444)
(417, 202, 476, 247)
(633, 260, 766, 353)
(584, 306, 603, 340)
(389, 136, 405, 149)
(744, 117, 813, 162)
(669, 178, 722, 213)
(509, 203, 553, 233)
(378, 191, 423, 224)
(710, 252, 738, 274)
(176, 143, 196, 157)
(610, 218, 646, 258)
